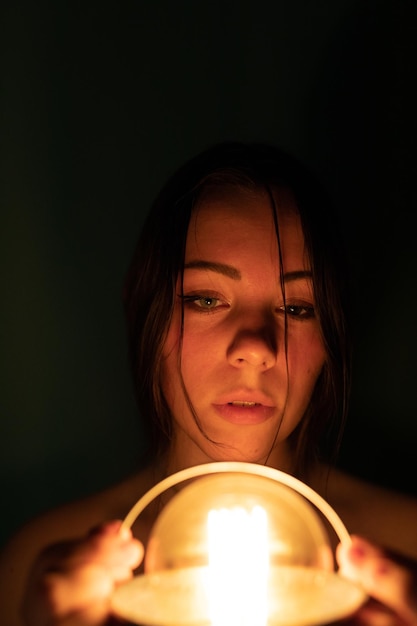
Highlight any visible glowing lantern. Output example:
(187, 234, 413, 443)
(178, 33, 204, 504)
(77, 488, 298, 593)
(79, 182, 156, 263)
(111, 462, 366, 625)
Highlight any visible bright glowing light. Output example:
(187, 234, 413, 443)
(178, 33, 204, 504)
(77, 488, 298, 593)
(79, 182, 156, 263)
(206, 505, 269, 626)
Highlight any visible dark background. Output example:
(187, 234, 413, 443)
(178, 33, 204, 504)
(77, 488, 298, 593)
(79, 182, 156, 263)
(1, 0, 416, 548)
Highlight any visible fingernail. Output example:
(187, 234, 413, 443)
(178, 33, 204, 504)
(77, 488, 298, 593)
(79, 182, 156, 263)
(349, 544, 366, 560)
(348, 537, 369, 562)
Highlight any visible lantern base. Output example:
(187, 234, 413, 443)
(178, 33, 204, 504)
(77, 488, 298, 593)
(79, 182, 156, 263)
(111, 564, 366, 626)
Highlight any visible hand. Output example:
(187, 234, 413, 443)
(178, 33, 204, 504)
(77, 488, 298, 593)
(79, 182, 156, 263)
(21, 520, 143, 626)
(336, 535, 417, 625)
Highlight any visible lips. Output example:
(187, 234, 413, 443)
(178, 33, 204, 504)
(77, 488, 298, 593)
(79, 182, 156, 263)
(212, 390, 276, 425)
(214, 389, 275, 407)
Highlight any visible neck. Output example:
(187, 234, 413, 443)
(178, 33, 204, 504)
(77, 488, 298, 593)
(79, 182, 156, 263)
(160, 433, 296, 480)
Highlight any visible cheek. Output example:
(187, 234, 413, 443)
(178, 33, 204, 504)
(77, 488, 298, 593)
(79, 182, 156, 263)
(307, 340, 326, 375)
(160, 312, 211, 407)
(289, 332, 326, 389)
(161, 313, 182, 398)
(175, 331, 212, 391)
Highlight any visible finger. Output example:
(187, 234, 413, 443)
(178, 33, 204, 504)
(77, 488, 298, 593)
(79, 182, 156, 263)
(41, 522, 143, 578)
(22, 522, 143, 624)
(84, 524, 144, 579)
(337, 536, 417, 625)
(42, 564, 113, 617)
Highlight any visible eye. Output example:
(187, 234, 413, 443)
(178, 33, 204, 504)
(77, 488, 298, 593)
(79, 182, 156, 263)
(279, 303, 315, 319)
(180, 293, 226, 312)
(194, 296, 220, 310)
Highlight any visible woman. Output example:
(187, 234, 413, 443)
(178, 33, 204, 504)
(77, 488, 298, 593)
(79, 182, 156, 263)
(1, 142, 417, 625)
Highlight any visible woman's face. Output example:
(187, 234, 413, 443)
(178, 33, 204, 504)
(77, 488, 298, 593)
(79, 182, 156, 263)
(161, 186, 326, 470)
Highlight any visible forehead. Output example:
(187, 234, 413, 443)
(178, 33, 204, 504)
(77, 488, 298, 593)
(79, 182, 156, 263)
(186, 186, 307, 270)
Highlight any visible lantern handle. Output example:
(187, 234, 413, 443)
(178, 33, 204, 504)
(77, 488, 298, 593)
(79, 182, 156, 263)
(122, 461, 351, 547)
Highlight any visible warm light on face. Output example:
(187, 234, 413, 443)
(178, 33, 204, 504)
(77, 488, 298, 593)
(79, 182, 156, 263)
(206, 505, 269, 626)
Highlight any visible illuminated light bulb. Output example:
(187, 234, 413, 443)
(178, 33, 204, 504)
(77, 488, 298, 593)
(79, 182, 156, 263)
(110, 462, 367, 626)
(206, 505, 269, 626)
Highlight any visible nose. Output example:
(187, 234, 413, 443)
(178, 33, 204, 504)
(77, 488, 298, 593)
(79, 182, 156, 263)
(227, 326, 277, 371)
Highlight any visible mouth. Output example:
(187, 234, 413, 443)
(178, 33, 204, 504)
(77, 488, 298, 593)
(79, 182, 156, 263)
(213, 398, 275, 425)
(228, 401, 259, 408)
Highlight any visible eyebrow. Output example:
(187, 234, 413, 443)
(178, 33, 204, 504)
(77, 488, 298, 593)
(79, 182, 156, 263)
(283, 270, 312, 282)
(184, 260, 241, 280)
(184, 261, 312, 283)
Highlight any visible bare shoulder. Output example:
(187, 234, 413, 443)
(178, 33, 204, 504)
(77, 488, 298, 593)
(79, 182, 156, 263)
(0, 465, 155, 625)
(315, 464, 417, 559)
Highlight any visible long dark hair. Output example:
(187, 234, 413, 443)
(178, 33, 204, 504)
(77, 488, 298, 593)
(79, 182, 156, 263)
(123, 141, 351, 479)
